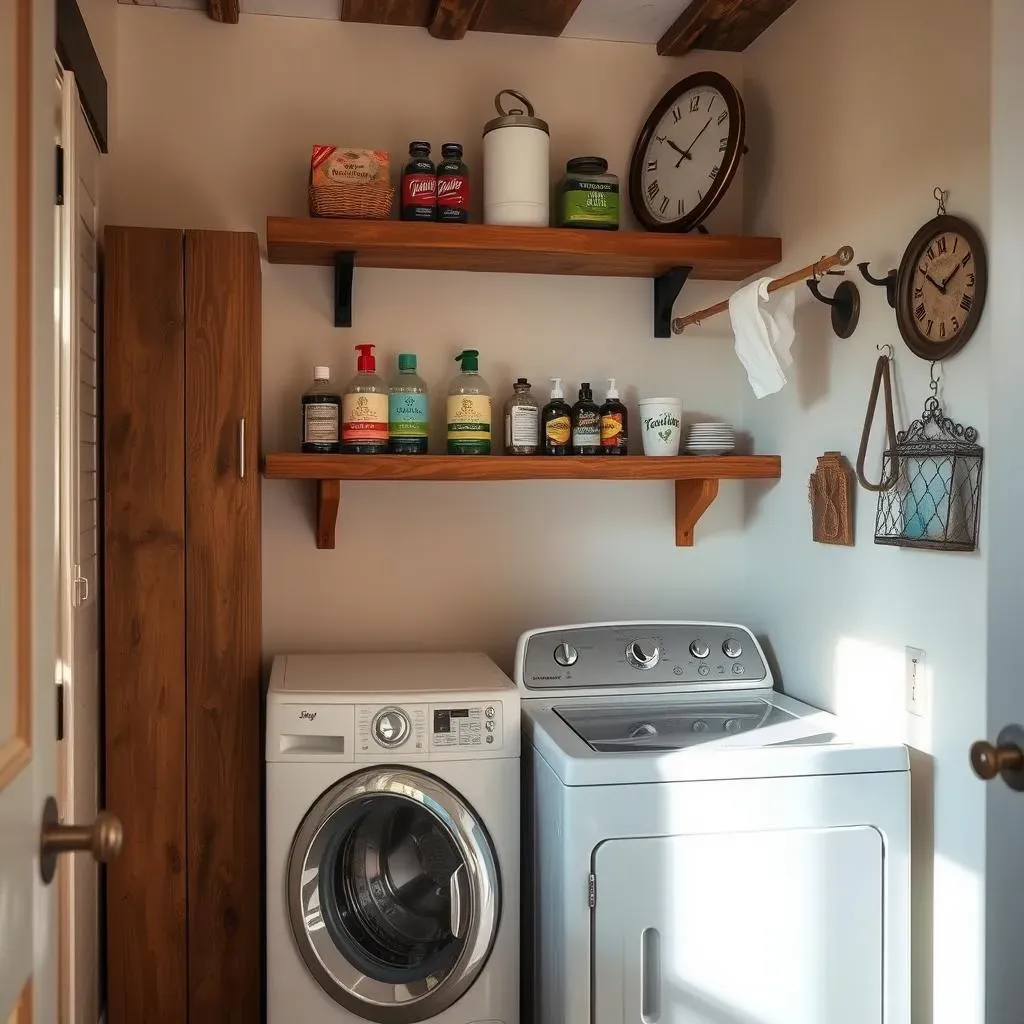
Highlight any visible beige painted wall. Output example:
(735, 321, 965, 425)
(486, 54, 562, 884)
(743, 1, 991, 1021)
(107, 8, 761, 668)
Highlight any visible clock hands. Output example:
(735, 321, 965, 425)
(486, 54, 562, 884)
(657, 135, 688, 159)
(681, 117, 713, 159)
(941, 262, 962, 291)
(923, 271, 946, 295)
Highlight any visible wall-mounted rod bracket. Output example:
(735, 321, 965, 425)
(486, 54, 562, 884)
(334, 252, 355, 327)
(857, 261, 897, 309)
(654, 266, 693, 339)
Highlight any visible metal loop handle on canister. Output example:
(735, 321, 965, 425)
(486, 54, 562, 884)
(495, 89, 535, 117)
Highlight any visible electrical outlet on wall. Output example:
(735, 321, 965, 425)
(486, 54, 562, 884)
(906, 647, 928, 717)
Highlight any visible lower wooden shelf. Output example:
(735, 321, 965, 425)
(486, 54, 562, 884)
(262, 453, 781, 549)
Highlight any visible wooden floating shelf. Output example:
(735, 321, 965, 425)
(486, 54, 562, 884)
(265, 218, 783, 337)
(263, 453, 782, 550)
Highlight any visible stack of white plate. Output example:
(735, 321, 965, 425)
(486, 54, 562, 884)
(686, 423, 735, 456)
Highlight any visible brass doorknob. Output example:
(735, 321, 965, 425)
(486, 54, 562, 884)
(970, 740, 1024, 781)
(39, 796, 123, 885)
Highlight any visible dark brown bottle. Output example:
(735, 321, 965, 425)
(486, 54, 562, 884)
(401, 142, 437, 221)
(572, 382, 601, 456)
(437, 143, 470, 223)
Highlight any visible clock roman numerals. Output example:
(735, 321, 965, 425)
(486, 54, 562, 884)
(913, 286, 924, 299)
(719, 137, 728, 152)
(660, 195, 670, 215)
(939, 321, 946, 339)
(717, 110, 728, 126)
(961, 293, 974, 312)
(962, 251, 973, 267)
(689, 95, 700, 112)
(647, 180, 660, 201)
(915, 302, 927, 322)
(672, 106, 682, 123)
(709, 165, 720, 180)
(678, 199, 685, 216)
(646, 159, 657, 172)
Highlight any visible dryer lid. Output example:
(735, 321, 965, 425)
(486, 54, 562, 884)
(554, 697, 819, 752)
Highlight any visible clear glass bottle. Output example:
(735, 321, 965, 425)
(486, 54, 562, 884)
(388, 353, 429, 454)
(447, 349, 491, 455)
(342, 344, 388, 454)
(301, 365, 341, 453)
(504, 378, 540, 454)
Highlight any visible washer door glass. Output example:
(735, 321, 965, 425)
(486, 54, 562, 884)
(288, 768, 501, 1024)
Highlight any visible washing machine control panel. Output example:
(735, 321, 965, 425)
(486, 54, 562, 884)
(520, 622, 770, 691)
(430, 703, 503, 751)
(355, 701, 504, 755)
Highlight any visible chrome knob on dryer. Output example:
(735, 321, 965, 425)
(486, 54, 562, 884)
(553, 643, 579, 667)
(372, 707, 411, 748)
(689, 639, 710, 660)
(723, 638, 743, 659)
(626, 640, 660, 670)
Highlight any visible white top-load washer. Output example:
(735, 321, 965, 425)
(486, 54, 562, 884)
(267, 653, 519, 1024)
(517, 622, 910, 1024)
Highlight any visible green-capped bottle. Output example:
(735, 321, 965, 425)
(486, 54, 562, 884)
(447, 349, 491, 455)
(388, 353, 429, 454)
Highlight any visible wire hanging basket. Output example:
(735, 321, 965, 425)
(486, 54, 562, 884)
(874, 395, 983, 552)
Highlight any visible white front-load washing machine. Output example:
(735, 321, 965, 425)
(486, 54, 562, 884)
(518, 622, 910, 1024)
(267, 652, 519, 1024)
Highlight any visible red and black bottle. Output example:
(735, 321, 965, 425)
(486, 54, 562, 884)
(436, 143, 470, 223)
(401, 142, 437, 221)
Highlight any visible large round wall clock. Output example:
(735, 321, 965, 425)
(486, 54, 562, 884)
(628, 70, 746, 233)
(895, 214, 988, 360)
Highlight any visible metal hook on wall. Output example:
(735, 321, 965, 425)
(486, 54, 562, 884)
(806, 272, 861, 339)
(858, 262, 898, 309)
(877, 343, 894, 359)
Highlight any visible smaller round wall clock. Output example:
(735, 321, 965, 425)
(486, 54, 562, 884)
(628, 70, 745, 233)
(895, 213, 988, 360)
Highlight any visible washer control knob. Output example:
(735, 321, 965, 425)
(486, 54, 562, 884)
(626, 641, 661, 670)
(553, 643, 579, 668)
(485, 706, 496, 719)
(724, 718, 742, 733)
(692, 720, 709, 733)
(689, 639, 711, 660)
(723, 638, 743, 659)
(372, 708, 411, 748)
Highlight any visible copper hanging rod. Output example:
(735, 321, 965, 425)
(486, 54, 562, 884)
(671, 245, 856, 334)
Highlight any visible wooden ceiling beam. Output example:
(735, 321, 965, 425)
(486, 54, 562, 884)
(340, 0, 435, 27)
(429, 0, 486, 40)
(207, 0, 240, 23)
(470, 0, 586, 38)
(658, 0, 801, 56)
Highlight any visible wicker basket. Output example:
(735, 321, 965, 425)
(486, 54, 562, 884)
(309, 182, 395, 220)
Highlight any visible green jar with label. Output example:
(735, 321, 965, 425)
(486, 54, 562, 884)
(558, 156, 619, 230)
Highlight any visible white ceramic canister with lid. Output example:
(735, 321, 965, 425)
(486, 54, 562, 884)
(483, 89, 550, 227)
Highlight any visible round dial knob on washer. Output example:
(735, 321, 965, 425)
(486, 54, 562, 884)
(723, 638, 743, 659)
(372, 708, 411, 748)
(692, 720, 709, 733)
(724, 718, 742, 733)
(625, 641, 661, 670)
(689, 639, 711, 660)
(553, 642, 579, 667)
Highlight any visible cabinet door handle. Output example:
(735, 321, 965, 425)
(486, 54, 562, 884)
(238, 418, 246, 480)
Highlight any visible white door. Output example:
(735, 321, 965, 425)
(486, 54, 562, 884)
(0, 0, 60, 1019)
(592, 829, 884, 1024)
(55, 69, 103, 1024)
(1, 5, 119, 1022)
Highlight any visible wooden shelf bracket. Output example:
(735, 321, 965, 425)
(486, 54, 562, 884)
(674, 478, 720, 546)
(654, 266, 693, 338)
(334, 252, 355, 327)
(316, 479, 341, 549)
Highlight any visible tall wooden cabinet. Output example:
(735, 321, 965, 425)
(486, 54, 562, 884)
(104, 227, 262, 1024)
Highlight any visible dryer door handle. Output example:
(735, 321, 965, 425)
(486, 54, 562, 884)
(450, 863, 469, 939)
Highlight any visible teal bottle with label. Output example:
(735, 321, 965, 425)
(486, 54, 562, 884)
(388, 353, 429, 454)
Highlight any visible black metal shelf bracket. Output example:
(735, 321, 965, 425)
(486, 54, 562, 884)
(653, 266, 693, 338)
(334, 252, 355, 327)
